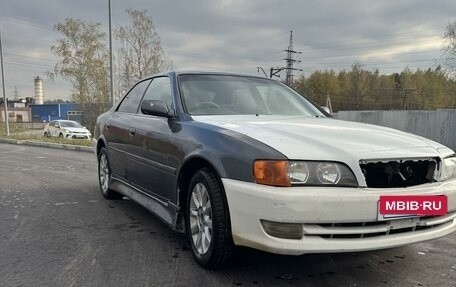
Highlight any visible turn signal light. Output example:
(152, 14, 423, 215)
(253, 160, 291, 187)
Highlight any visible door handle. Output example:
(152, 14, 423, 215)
(128, 128, 136, 136)
(106, 123, 111, 129)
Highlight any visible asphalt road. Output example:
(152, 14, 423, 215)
(0, 143, 455, 287)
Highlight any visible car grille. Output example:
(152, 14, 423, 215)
(302, 211, 456, 239)
(360, 158, 438, 188)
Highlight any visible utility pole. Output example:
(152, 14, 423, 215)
(256, 67, 268, 77)
(108, 0, 114, 106)
(270, 67, 284, 78)
(256, 30, 302, 84)
(283, 30, 302, 86)
(326, 94, 333, 113)
(0, 31, 10, 136)
(403, 88, 416, 110)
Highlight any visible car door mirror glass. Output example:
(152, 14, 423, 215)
(141, 100, 171, 117)
(321, 106, 331, 114)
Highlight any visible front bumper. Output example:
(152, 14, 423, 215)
(222, 178, 456, 255)
(65, 132, 91, 139)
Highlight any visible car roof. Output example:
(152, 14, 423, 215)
(57, 120, 79, 123)
(139, 70, 281, 83)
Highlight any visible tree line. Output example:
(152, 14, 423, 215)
(293, 63, 456, 112)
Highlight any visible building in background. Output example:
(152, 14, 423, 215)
(0, 105, 32, 123)
(0, 99, 32, 122)
(0, 77, 81, 124)
(30, 103, 82, 122)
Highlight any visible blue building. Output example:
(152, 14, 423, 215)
(30, 103, 82, 122)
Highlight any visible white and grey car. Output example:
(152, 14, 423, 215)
(44, 120, 91, 139)
(93, 71, 456, 269)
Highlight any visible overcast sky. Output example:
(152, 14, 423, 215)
(0, 0, 455, 101)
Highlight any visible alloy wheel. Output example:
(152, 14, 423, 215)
(99, 153, 110, 194)
(189, 182, 213, 255)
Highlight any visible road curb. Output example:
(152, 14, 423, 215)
(0, 138, 94, 153)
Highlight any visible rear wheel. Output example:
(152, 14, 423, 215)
(98, 147, 123, 200)
(59, 133, 63, 138)
(185, 168, 234, 269)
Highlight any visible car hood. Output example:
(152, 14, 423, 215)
(192, 115, 453, 162)
(64, 127, 90, 133)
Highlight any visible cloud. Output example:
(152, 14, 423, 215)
(0, 0, 455, 100)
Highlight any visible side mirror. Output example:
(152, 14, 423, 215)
(321, 106, 331, 114)
(141, 100, 172, 117)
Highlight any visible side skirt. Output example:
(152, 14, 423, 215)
(110, 175, 182, 232)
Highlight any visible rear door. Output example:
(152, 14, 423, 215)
(126, 76, 175, 201)
(104, 80, 151, 179)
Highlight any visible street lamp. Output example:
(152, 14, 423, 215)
(0, 31, 10, 136)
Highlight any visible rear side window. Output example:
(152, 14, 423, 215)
(117, 80, 151, 113)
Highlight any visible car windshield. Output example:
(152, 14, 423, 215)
(60, 121, 83, 128)
(178, 74, 325, 117)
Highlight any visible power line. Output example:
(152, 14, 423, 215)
(1, 32, 56, 44)
(295, 55, 452, 72)
(4, 52, 56, 63)
(4, 60, 53, 70)
(0, 16, 54, 30)
(299, 48, 442, 63)
(297, 35, 442, 53)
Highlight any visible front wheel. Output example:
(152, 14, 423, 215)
(98, 147, 123, 200)
(185, 168, 234, 269)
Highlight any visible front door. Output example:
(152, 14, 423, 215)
(126, 76, 175, 202)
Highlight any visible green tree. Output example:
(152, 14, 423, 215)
(349, 62, 370, 110)
(295, 70, 339, 106)
(295, 62, 455, 111)
(49, 18, 110, 130)
(116, 9, 172, 94)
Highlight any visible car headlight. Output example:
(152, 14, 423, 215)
(317, 162, 341, 184)
(64, 129, 71, 134)
(253, 160, 358, 187)
(441, 156, 456, 181)
(287, 162, 310, 183)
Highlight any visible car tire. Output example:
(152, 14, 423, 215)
(98, 147, 123, 200)
(59, 133, 63, 138)
(44, 131, 48, 137)
(185, 168, 235, 270)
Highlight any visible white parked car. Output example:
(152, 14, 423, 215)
(44, 120, 91, 140)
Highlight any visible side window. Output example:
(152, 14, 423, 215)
(117, 80, 151, 113)
(141, 77, 173, 109)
